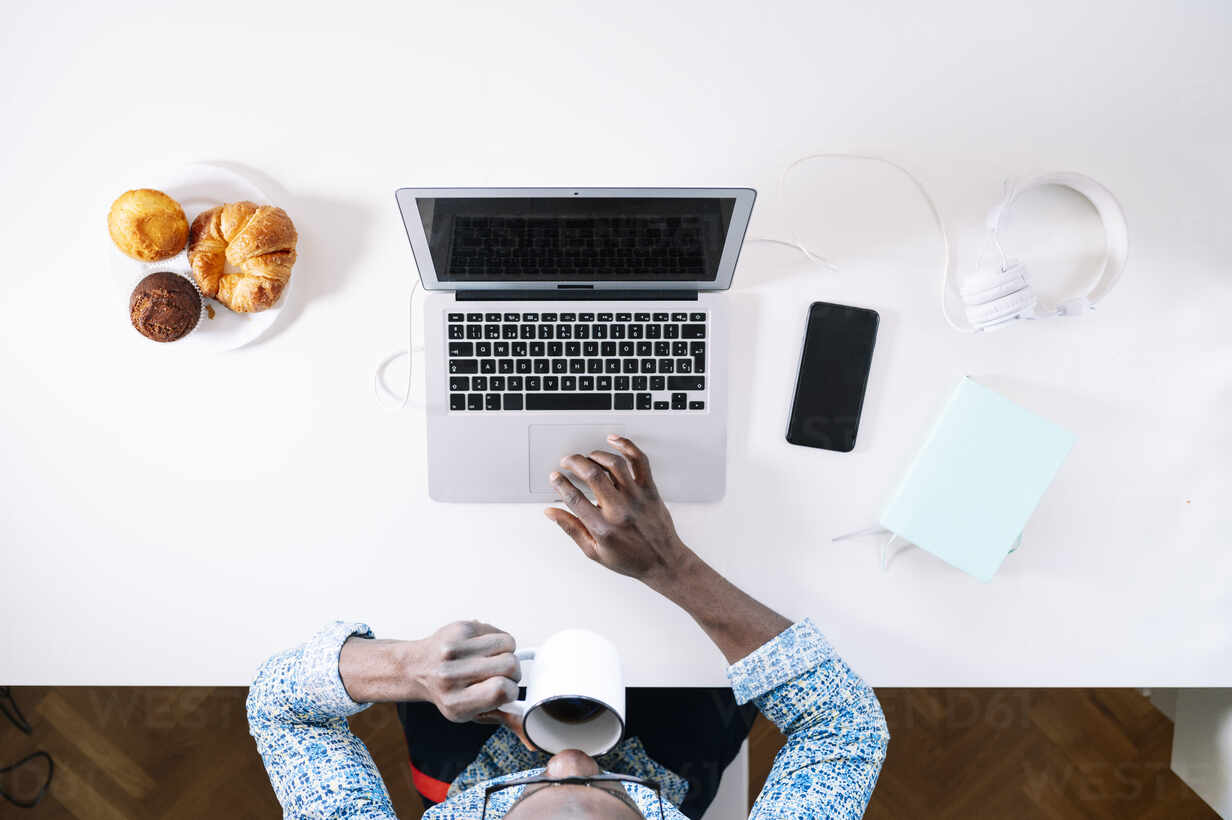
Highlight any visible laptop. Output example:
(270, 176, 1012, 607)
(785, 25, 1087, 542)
(395, 187, 755, 503)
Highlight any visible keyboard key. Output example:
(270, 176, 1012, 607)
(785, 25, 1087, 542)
(466, 313, 483, 322)
(552, 359, 567, 374)
(592, 325, 608, 339)
(557, 325, 572, 339)
(634, 313, 650, 321)
(526, 376, 541, 391)
(583, 342, 599, 356)
(682, 324, 706, 338)
(616, 313, 632, 322)
(671, 312, 688, 321)
(508, 376, 523, 391)
(668, 376, 705, 391)
(530, 342, 545, 356)
(534, 359, 549, 373)
(448, 313, 464, 322)
(650, 376, 665, 391)
(504, 313, 520, 322)
(480, 360, 495, 374)
(538, 325, 554, 339)
(548, 342, 563, 356)
(632, 376, 648, 391)
(690, 312, 706, 321)
(521, 325, 536, 339)
(485, 324, 501, 339)
(655, 342, 670, 356)
(636, 393, 652, 410)
(601, 342, 617, 356)
(485, 393, 500, 410)
(646, 324, 661, 339)
(629, 324, 644, 339)
(544, 376, 559, 390)
(566, 342, 581, 356)
(449, 342, 473, 357)
(472, 376, 488, 391)
(653, 313, 669, 321)
(517, 359, 532, 373)
(496, 360, 511, 375)
(615, 393, 635, 410)
(523, 312, 539, 322)
(622, 359, 639, 373)
(676, 359, 692, 373)
(673, 342, 689, 356)
(636, 342, 652, 356)
(450, 360, 478, 374)
(597, 313, 613, 321)
(579, 376, 594, 390)
(467, 325, 482, 339)
(527, 393, 612, 411)
(611, 325, 626, 339)
(654, 401, 670, 410)
(640, 359, 656, 373)
(619, 342, 635, 356)
(512, 342, 527, 356)
(579, 313, 595, 322)
(476, 342, 492, 356)
(658, 359, 674, 373)
(569, 359, 586, 374)
(615, 376, 630, 391)
(494, 342, 509, 356)
(694, 353, 705, 374)
(587, 359, 603, 374)
(450, 377, 469, 392)
(562, 376, 577, 391)
(574, 324, 589, 339)
(672, 392, 687, 410)
(503, 393, 523, 410)
(664, 325, 679, 339)
(467, 393, 483, 410)
(560, 312, 576, 322)
(542, 312, 558, 322)
(448, 324, 464, 339)
(689, 401, 705, 410)
(490, 376, 505, 391)
(605, 359, 621, 373)
(450, 394, 465, 410)
(597, 376, 612, 391)
(503, 325, 518, 339)
(485, 313, 501, 322)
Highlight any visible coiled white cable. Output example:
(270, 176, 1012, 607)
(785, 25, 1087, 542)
(374, 278, 425, 409)
(749, 152, 972, 333)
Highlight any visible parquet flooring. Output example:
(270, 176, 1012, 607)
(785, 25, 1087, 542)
(0, 687, 1217, 818)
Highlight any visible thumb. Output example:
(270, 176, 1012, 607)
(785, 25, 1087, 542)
(477, 708, 536, 752)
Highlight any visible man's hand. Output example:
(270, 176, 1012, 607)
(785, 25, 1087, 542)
(545, 435, 695, 590)
(545, 435, 793, 664)
(338, 621, 520, 722)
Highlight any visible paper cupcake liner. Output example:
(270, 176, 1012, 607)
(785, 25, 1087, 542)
(124, 250, 208, 340)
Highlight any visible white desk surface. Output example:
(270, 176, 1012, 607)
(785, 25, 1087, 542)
(1, 0, 1229, 687)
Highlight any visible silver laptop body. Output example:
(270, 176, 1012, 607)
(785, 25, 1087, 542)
(395, 187, 755, 503)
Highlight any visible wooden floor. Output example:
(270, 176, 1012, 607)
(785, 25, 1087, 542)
(0, 687, 1216, 819)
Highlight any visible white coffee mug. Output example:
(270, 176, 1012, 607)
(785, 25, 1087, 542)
(501, 628, 626, 756)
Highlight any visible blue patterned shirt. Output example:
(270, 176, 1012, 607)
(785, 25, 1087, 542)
(248, 620, 888, 818)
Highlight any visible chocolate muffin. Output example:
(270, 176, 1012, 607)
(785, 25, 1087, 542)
(129, 272, 201, 342)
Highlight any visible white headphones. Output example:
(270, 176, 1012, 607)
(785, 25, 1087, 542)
(951, 172, 1129, 332)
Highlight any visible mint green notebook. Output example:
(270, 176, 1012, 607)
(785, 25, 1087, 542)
(880, 378, 1075, 582)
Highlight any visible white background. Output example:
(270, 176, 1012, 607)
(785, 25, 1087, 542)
(1, 0, 1228, 686)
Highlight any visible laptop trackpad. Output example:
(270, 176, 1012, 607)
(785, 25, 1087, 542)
(529, 424, 626, 494)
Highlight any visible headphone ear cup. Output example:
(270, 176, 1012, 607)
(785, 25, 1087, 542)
(959, 262, 1029, 304)
(964, 286, 1038, 327)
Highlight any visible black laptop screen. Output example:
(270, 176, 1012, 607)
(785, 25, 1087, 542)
(416, 197, 736, 282)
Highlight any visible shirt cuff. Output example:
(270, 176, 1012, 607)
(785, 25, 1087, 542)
(726, 619, 835, 704)
(298, 620, 375, 716)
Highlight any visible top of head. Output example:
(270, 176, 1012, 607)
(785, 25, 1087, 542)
(962, 172, 1128, 331)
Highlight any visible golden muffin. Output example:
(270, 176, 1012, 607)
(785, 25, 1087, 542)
(108, 189, 189, 261)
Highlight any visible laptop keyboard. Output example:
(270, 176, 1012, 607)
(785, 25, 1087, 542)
(446, 311, 708, 412)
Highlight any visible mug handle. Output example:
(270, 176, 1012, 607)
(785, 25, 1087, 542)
(498, 648, 536, 716)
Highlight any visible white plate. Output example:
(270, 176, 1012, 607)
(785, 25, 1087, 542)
(110, 163, 293, 351)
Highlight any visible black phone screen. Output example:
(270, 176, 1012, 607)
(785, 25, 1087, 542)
(786, 302, 880, 452)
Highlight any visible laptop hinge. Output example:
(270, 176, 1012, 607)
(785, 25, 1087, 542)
(456, 289, 699, 302)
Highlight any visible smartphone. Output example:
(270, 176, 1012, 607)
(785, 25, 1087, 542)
(786, 302, 880, 453)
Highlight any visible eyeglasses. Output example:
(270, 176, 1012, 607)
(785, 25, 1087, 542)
(482, 772, 663, 819)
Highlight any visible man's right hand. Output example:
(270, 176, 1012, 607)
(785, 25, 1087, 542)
(405, 621, 521, 723)
(545, 435, 696, 591)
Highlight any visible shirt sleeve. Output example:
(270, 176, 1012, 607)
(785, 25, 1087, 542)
(728, 619, 889, 819)
(246, 621, 396, 820)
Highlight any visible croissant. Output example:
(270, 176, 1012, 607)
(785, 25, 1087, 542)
(187, 202, 297, 313)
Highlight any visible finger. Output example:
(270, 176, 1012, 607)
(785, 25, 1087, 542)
(457, 631, 517, 658)
(544, 507, 599, 560)
(549, 471, 604, 528)
(475, 708, 536, 751)
(447, 652, 521, 686)
(456, 675, 518, 718)
(588, 449, 636, 488)
(607, 435, 655, 487)
(560, 453, 622, 507)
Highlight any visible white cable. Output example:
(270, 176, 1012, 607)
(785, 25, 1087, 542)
(756, 152, 973, 333)
(374, 278, 425, 409)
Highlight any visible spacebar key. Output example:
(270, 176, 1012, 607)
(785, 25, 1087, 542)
(526, 393, 613, 411)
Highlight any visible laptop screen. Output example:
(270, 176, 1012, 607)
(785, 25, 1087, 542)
(414, 197, 737, 282)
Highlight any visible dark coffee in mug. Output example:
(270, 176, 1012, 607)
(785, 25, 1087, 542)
(541, 697, 606, 725)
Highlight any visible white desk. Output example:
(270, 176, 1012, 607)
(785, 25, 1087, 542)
(1, 0, 1228, 687)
